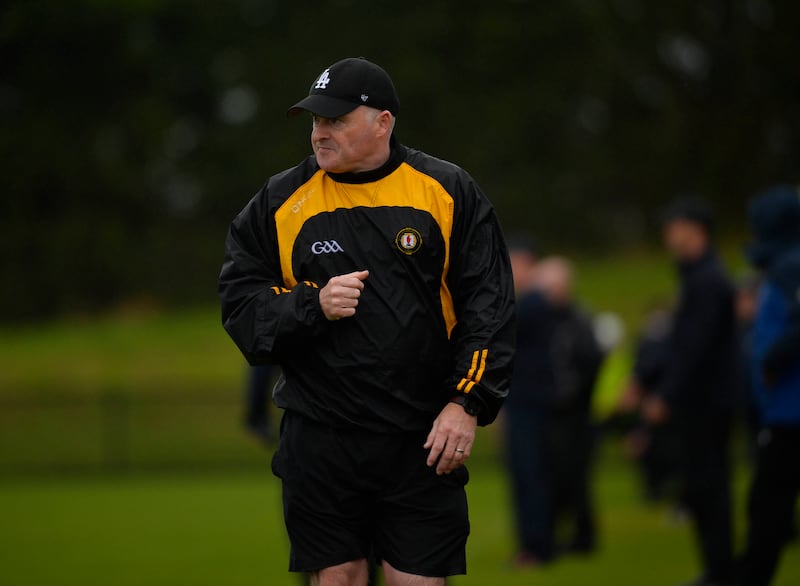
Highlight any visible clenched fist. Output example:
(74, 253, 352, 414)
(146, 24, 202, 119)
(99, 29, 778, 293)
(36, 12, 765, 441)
(319, 270, 369, 321)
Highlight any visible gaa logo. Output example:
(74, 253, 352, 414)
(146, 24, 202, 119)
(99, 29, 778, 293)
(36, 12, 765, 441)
(395, 228, 422, 255)
(311, 240, 344, 254)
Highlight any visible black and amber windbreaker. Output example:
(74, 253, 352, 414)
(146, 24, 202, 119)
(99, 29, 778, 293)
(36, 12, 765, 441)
(219, 138, 515, 432)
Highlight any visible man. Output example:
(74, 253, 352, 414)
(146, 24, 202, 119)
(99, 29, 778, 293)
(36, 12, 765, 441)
(738, 185, 800, 586)
(644, 200, 738, 586)
(504, 237, 558, 567)
(504, 248, 603, 566)
(536, 257, 604, 556)
(617, 305, 682, 503)
(218, 57, 515, 586)
(242, 364, 275, 446)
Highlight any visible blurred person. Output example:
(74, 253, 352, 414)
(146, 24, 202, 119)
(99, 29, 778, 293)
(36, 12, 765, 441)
(243, 364, 275, 446)
(735, 275, 762, 456)
(503, 236, 558, 567)
(504, 248, 604, 567)
(219, 57, 515, 586)
(643, 199, 738, 586)
(508, 234, 539, 293)
(737, 186, 800, 586)
(536, 257, 605, 555)
(615, 306, 682, 503)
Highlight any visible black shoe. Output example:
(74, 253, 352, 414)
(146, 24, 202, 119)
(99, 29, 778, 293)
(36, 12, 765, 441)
(559, 539, 596, 556)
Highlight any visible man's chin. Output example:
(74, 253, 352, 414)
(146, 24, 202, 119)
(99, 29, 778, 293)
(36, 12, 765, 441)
(317, 158, 346, 173)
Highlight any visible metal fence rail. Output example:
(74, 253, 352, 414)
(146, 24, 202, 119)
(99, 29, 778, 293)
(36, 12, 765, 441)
(0, 390, 273, 476)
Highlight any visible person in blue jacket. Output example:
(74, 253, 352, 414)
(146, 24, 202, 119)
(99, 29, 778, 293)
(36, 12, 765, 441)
(738, 185, 800, 586)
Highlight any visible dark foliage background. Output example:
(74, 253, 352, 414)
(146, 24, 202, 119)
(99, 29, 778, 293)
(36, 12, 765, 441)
(2, 0, 798, 321)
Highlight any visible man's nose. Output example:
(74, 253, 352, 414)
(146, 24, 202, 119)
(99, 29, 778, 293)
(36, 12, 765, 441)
(311, 121, 329, 140)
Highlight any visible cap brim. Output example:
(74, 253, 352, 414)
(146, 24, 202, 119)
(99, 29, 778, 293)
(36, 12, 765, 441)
(287, 95, 359, 118)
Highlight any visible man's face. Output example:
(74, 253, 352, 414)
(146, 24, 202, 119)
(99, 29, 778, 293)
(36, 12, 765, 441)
(509, 250, 536, 293)
(311, 106, 385, 173)
(662, 219, 708, 261)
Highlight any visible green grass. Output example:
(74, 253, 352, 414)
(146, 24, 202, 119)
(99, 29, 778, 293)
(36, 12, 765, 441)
(1, 251, 796, 584)
(0, 306, 243, 396)
(1, 454, 799, 586)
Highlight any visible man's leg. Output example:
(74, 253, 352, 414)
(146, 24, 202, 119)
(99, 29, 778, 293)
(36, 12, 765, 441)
(571, 423, 597, 552)
(681, 412, 733, 583)
(739, 428, 800, 586)
(382, 560, 445, 586)
(506, 407, 554, 561)
(312, 560, 369, 586)
(272, 414, 372, 578)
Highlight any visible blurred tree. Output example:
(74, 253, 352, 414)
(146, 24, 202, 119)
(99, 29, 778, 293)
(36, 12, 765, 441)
(1, 0, 798, 321)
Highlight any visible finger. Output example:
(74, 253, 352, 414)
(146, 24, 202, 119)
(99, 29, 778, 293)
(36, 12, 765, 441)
(427, 440, 446, 469)
(336, 278, 365, 291)
(328, 280, 362, 295)
(445, 449, 466, 473)
(423, 421, 437, 449)
(337, 307, 356, 318)
(426, 431, 447, 468)
(436, 443, 458, 475)
(337, 270, 369, 288)
(336, 295, 359, 308)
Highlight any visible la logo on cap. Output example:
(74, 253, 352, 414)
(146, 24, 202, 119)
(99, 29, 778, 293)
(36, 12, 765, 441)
(314, 68, 331, 89)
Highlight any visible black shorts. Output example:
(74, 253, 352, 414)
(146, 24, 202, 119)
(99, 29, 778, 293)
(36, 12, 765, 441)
(271, 411, 470, 577)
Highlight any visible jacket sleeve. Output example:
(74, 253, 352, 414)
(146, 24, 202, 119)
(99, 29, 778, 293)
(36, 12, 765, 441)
(660, 274, 729, 405)
(445, 173, 516, 425)
(218, 185, 327, 365)
(763, 266, 800, 382)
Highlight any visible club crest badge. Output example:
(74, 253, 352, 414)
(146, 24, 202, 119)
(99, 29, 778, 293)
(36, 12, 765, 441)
(395, 227, 422, 255)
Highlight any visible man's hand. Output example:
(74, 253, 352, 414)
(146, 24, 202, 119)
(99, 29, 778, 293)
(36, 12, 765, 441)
(319, 270, 369, 321)
(642, 394, 670, 425)
(424, 401, 477, 475)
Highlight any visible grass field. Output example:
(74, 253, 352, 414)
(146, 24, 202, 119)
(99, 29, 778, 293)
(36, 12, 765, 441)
(1, 252, 798, 585)
(2, 452, 799, 586)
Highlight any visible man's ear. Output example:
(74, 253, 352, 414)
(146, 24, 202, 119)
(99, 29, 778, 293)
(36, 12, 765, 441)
(375, 110, 394, 137)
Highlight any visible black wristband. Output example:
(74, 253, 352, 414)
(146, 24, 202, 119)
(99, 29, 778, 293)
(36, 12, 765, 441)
(450, 394, 481, 417)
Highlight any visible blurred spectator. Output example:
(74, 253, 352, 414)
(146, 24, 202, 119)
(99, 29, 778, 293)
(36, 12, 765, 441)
(615, 306, 682, 503)
(735, 275, 762, 455)
(737, 185, 800, 586)
(504, 236, 557, 567)
(643, 199, 738, 586)
(243, 364, 275, 446)
(536, 257, 605, 555)
(504, 243, 604, 567)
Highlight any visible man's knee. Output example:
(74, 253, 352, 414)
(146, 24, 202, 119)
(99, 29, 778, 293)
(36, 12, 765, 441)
(312, 559, 368, 586)
(382, 560, 445, 586)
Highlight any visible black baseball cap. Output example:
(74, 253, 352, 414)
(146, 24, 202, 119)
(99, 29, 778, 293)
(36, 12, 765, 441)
(287, 57, 400, 118)
(659, 197, 715, 234)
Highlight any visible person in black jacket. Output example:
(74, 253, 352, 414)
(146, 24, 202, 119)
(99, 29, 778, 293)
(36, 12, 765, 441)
(644, 200, 738, 586)
(617, 306, 682, 503)
(504, 237, 559, 567)
(504, 250, 604, 566)
(218, 57, 516, 586)
(538, 257, 605, 555)
(242, 364, 275, 446)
